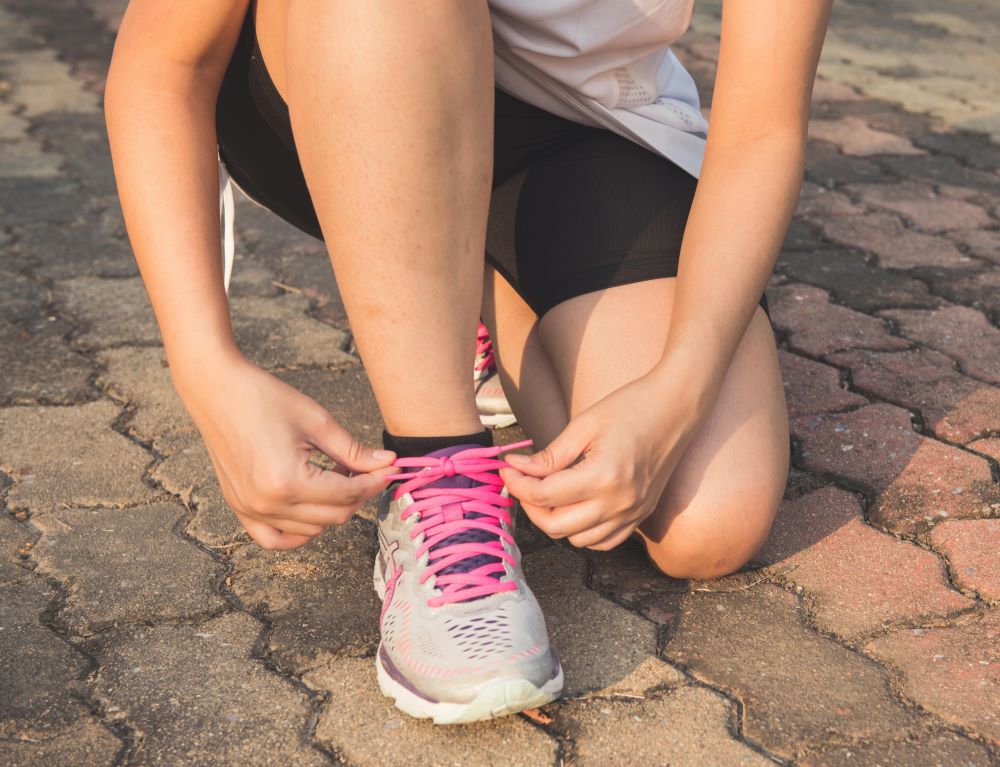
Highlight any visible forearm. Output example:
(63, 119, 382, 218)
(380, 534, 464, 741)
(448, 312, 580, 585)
(650, 132, 804, 409)
(105, 62, 239, 390)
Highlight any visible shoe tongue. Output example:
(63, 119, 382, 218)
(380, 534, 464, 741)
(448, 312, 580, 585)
(417, 444, 504, 589)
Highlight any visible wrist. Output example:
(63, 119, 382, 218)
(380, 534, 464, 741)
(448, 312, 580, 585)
(166, 335, 247, 401)
(645, 348, 725, 425)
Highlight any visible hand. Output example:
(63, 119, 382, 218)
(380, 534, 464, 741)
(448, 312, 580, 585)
(175, 351, 397, 550)
(500, 372, 711, 551)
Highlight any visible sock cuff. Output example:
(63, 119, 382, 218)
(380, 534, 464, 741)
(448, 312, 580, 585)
(382, 428, 493, 458)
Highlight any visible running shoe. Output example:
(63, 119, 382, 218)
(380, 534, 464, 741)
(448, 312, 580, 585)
(374, 441, 563, 724)
(475, 321, 517, 429)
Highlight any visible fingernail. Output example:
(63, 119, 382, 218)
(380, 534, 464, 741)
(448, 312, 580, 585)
(373, 449, 395, 461)
(506, 454, 529, 465)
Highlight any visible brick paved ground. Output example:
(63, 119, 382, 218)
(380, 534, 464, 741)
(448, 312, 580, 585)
(1, 1, 998, 765)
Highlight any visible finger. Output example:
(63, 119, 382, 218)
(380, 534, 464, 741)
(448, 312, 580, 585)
(239, 516, 317, 551)
(504, 468, 559, 535)
(501, 455, 598, 510)
(567, 518, 627, 549)
(308, 415, 396, 473)
(503, 416, 593, 478)
(544, 500, 608, 540)
(585, 525, 636, 552)
(292, 461, 395, 506)
(278, 503, 356, 528)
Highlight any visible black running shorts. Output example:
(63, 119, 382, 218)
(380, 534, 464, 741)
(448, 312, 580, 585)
(216, 9, 769, 319)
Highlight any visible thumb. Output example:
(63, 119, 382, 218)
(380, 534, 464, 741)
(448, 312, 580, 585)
(309, 415, 396, 473)
(505, 416, 592, 477)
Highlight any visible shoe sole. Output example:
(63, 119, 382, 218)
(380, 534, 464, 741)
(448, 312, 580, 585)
(373, 557, 562, 724)
(376, 648, 563, 724)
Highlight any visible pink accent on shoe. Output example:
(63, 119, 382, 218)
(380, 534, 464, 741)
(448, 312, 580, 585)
(475, 321, 496, 379)
(385, 440, 532, 607)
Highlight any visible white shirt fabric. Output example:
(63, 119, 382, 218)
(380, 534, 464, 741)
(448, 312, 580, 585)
(489, 0, 708, 177)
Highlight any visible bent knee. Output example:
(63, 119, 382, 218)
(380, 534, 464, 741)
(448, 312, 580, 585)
(641, 490, 780, 580)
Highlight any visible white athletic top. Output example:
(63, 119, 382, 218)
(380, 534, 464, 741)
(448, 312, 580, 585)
(489, 0, 708, 178)
(221, 1, 708, 292)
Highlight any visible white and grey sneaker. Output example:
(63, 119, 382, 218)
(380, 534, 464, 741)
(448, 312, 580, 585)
(374, 441, 562, 724)
(475, 321, 518, 429)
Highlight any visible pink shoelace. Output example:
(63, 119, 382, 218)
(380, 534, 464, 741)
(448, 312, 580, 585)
(384, 440, 532, 607)
(475, 321, 496, 379)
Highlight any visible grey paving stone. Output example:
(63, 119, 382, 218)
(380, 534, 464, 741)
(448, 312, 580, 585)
(0, 400, 154, 515)
(554, 685, 772, 767)
(230, 519, 381, 673)
(97, 346, 195, 451)
(54, 276, 161, 349)
(28, 111, 118, 193)
(93, 612, 328, 766)
(524, 545, 657, 696)
(31, 503, 226, 635)
(880, 155, 1000, 195)
(663, 586, 921, 761)
(149, 434, 244, 546)
(0, 39, 98, 117)
(0, 317, 96, 405)
(15, 216, 136, 280)
(230, 293, 356, 371)
(3, 716, 121, 767)
(304, 656, 559, 767)
(803, 732, 994, 767)
(0, 138, 62, 178)
(0, 512, 33, 584)
(0, 178, 85, 228)
(0, 575, 105, 745)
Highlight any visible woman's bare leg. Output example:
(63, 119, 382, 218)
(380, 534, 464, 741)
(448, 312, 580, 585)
(256, 0, 493, 437)
(486, 272, 789, 579)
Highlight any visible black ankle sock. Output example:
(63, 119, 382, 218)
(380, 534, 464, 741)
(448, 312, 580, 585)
(382, 428, 493, 459)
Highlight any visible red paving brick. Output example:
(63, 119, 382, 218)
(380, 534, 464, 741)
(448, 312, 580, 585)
(821, 212, 968, 269)
(865, 612, 1000, 745)
(948, 228, 1000, 266)
(795, 182, 864, 218)
(969, 437, 1000, 463)
(779, 351, 867, 418)
(826, 347, 1000, 443)
(930, 519, 1000, 603)
(792, 403, 1000, 534)
(808, 116, 924, 157)
(756, 487, 971, 640)
(770, 284, 909, 357)
(883, 305, 1000, 384)
(846, 180, 993, 233)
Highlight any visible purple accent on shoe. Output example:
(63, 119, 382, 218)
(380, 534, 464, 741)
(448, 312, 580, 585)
(379, 645, 439, 702)
(421, 444, 506, 583)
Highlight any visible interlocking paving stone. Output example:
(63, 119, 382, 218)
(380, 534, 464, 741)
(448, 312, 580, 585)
(845, 180, 993, 233)
(948, 228, 1000, 266)
(881, 305, 1000, 384)
(805, 142, 888, 186)
(663, 586, 921, 761)
(0, 400, 154, 515)
(775, 248, 940, 313)
(93, 612, 328, 766)
(150, 434, 245, 546)
(792, 403, 1000, 534)
(808, 116, 924, 157)
(3, 716, 122, 767)
(914, 130, 1000, 172)
(304, 656, 559, 767)
(929, 519, 1000, 603)
(968, 437, 1000, 464)
(911, 268, 1000, 325)
(229, 294, 356, 370)
(865, 613, 1000, 744)
(880, 156, 1000, 196)
(0, 316, 96, 405)
(769, 283, 910, 357)
(796, 182, 864, 218)
(97, 346, 194, 452)
(803, 732, 994, 767)
(755, 487, 971, 640)
(826, 347, 1000, 443)
(15, 216, 136, 280)
(31, 503, 226, 636)
(0, 571, 118, 760)
(54, 276, 161, 349)
(230, 520, 381, 673)
(821, 213, 968, 269)
(524, 545, 657, 696)
(779, 351, 867, 418)
(0, 513, 33, 583)
(553, 685, 772, 767)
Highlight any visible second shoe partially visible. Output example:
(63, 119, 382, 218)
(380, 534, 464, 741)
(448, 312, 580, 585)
(475, 321, 518, 429)
(374, 441, 562, 724)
